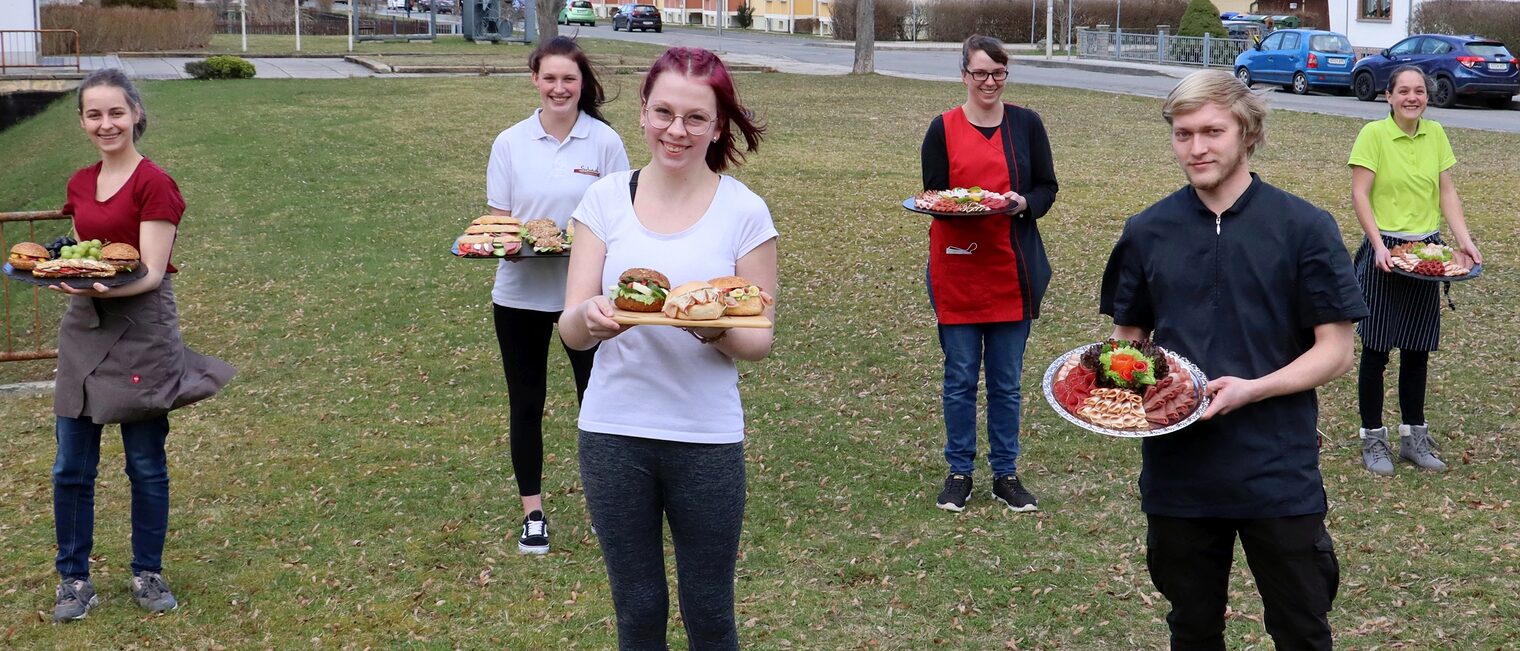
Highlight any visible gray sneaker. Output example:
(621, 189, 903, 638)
(1399, 423, 1448, 472)
(1359, 427, 1395, 476)
(52, 578, 99, 622)
(130, 572, 179, 613)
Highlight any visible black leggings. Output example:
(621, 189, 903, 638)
(1358, 347, 1428, 430)
(579, 430, 745, 651)
(493, 304, 596, 497)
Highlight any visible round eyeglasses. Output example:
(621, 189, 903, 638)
(644, 105, 715, 135)
(965, 69, 1009, 82)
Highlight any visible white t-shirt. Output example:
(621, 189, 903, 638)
(573, 171, 778, 444)
(486, 109, 630, 311)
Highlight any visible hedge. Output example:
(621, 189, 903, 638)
(41, 5, 213, 54)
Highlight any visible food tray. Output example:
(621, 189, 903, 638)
(1389, 263, 1481, 283)
(610, 309, 771, 329)
(1042, 344, 1211, 439)
(3, 262, 146, 289)
(901, 197, 1021, 218)
(450, 241, 568, 259)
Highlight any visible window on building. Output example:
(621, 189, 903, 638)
(1361, 0, 1391, 19)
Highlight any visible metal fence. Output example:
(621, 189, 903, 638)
(0, 29, 80, 73)
(1, 211, 72, 365)
(1078, 29, 1252, 68)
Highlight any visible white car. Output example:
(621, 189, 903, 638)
(386, 0, 408, 9)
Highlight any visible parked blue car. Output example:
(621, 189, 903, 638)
(1235, 29, 1356, 95)
(1352, 34, 1519, 108)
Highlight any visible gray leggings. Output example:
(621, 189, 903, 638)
(579, 430, 746, 651)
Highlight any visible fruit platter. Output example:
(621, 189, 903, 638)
(902, 187, 1022, 218)
(452, 215, 571, 259)
(1387, 242, 1481, 282)
(1042, 339, 1211, 438)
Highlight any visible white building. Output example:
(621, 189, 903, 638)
(1329, 0, 1519, 49)
(1, 0, 43, 66)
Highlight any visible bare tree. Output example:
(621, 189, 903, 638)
(536, 0, 558, 42)
(852, 0, 874, 73)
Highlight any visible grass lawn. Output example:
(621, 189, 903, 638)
(1, 71, 1517, 649)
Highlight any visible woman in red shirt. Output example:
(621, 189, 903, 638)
(47, 69, 234, 623)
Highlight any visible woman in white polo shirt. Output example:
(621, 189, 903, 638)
(559, 47, 776, 650)
(485, 36, 629, 554)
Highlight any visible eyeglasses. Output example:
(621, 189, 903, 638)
(965, 69, 1009, 82)
(644, 105, 715, 135)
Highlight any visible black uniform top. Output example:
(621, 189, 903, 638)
(1100, 174, 1368, 519)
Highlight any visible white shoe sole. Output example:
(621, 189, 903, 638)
(936, 501, 966, 512)
(518, 543, 549, 554)
(994, 495, 1039, 512)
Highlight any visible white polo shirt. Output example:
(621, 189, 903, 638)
(486, 109, 630, 311)
(573, 171, 778, 444)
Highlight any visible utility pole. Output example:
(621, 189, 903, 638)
(1045, 0, 1052, 58)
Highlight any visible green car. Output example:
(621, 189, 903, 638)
(558, 0, 596, 26)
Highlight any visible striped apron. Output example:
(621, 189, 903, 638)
(1354, 232, 1445, 352)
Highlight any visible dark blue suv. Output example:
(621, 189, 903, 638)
(1352, 34, 1519, 108)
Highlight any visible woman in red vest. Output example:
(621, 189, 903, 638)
(920, 35, 1059, 513)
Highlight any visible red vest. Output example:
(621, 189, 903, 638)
(928, 106, 1024, 324)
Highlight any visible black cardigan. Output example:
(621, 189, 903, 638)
(920, 103, 1060, 318)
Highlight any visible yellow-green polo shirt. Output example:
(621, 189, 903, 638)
(1347, 117, 1456, 234)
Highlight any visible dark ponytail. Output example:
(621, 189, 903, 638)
(528, 36, 611, 126)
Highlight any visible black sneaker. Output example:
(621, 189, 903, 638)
(936, 473, 973, 512)
(518, 510, 549, 554)
(993, 474, 1038, 512)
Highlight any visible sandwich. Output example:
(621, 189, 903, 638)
(101, 242, 140, 272)
(8, 242, 50, 271)
(610, 268, 670, 312)
(455, 234, 496, 257)
(710, 276, 764, 316)
(32, 258, 117, 278)
(471, 215, 521, 227)
(521, 218, 568, 253)
(465, 223, 521, 237)
(662, 281, 726, 321)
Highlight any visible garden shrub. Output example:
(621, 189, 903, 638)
(185, 55, 257, 79)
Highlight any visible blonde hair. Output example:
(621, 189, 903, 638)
(1162, 70, 1268, 156)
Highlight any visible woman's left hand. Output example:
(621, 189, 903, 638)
(1007, 191, 1028, 214)
(47, 282, 109, 296)
(1457, 241, 1483, 267)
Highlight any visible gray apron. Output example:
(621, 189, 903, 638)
(54, 276, 235, 425)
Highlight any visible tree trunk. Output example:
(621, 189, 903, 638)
(852, 0, 874, 73)
(536, 0, 558, 42)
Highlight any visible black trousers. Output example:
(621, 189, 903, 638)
(493, 303, 596, 497)
(1357, 347, 1428, 430)
(1146, 512, 1339, 651)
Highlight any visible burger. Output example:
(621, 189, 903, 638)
(32, 258, 117, 278)
(662, 281, 726, 321)
(710, 276, 764, 316)
(610, 268, 670, 312)
(8, 242, 50, 271)
(101, 242, 140, 272)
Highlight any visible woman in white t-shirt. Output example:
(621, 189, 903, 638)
(559, 47, 777, 650)
(485, 36, 629, 555)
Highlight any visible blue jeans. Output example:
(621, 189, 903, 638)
(937, 320, 1032, 477)
(53, 415, 171, 580)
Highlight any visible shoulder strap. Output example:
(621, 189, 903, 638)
(629, 169, 641, 202)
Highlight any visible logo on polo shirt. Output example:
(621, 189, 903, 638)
(573, 167, 602, 177)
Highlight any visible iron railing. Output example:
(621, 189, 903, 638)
(1078, 29, 1252, 68)
(0, 211, 71, 363)
(0, 30, 81, 74)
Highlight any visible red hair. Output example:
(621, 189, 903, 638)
(641, 47, 764, 173)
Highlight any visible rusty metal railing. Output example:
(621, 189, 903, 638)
(1, 210, 71, 363)
(0, 29, 81, 74)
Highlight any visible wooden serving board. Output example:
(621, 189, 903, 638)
(611, 309, 772, 329)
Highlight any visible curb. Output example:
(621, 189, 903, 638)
(1011, 57, 1188, 78)
(117, 51, 352, 59)
(0, 380, 54, 397)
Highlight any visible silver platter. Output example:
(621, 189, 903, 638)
(1041, 344, 1211, 439)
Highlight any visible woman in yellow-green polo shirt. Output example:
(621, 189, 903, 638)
(1348, 66, 1483, 477)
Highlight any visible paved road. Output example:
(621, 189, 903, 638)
(569, 25, 1520, 134)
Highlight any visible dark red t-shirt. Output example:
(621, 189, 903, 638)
(62, 158, 185, 273)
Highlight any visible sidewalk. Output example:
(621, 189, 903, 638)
(810, 38, 1195, 78)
